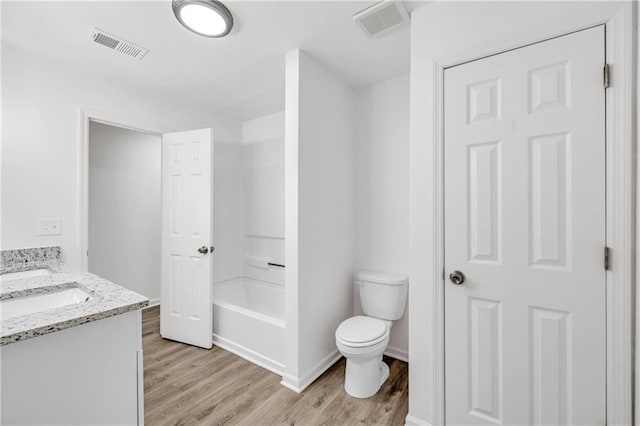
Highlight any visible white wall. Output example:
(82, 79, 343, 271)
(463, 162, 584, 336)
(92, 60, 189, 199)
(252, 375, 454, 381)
(284, 50, 356, 391)
(241, 111, 285, 284)
(88, 122, 161, 302)
(1, 44, 241, 267)
(354, 74, 410, 361)
(408, 2, 630, 425)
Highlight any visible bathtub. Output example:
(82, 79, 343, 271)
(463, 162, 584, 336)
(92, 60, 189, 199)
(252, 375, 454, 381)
(212, 277, 284, 374)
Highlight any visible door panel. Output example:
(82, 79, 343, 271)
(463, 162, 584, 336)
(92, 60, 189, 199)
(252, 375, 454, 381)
(529, 132, 570, 270)
(468, 297, 502, 422)
(467, 141, 501, 264)
(161, 128, 213, 349)
(444, 27, 605, 425)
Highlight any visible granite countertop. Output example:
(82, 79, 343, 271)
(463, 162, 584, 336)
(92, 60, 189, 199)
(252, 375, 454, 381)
(0, 247, 149, 346)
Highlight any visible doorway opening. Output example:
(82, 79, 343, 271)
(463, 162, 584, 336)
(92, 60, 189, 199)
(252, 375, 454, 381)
(87, 121, 162, 306)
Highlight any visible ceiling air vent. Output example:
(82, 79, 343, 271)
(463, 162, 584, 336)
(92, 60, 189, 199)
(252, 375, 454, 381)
(90, 28, 149, 60)
(353, 1, 410, 38)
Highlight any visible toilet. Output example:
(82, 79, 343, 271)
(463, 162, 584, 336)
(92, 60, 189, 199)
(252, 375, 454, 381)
(335, 270, 408, 398)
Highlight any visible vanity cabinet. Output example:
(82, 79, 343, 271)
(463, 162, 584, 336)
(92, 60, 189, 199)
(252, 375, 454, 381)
(0, 309, 144, 425)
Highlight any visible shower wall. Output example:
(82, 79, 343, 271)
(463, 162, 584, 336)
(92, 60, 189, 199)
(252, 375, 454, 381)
(241, 111, 285, 285)
(212, 140, 243, 284)
(212, 111, 285, 286)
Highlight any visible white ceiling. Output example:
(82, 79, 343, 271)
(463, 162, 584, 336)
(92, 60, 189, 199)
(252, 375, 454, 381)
(2, 1, 423, 121)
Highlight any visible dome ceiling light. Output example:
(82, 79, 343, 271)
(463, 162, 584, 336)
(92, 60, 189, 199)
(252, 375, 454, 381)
(172, 0, 234, 38)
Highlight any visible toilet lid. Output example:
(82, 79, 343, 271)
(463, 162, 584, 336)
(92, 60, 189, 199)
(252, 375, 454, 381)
(336, 316, 387, 344)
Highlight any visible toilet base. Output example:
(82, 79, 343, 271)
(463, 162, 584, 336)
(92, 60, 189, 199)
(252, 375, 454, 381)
(344, 355, 390, 398)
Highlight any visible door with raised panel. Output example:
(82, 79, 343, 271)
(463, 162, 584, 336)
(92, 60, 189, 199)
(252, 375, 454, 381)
(160, 128, 213, 349)
(444, 27, 605, 425)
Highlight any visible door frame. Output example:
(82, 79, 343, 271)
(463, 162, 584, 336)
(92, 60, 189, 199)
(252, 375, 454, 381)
(413, 4, 636, 425)
(77, 108, 171, 271)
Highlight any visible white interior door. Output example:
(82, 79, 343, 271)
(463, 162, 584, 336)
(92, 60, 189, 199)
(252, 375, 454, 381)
(161, 128, 213, 349)
(444, 27, 605, 425)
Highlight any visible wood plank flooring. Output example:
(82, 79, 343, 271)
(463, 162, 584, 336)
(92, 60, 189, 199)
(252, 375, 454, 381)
(143, 306, 408, 425)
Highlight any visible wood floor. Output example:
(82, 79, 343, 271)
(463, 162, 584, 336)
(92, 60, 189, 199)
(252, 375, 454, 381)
(143, 306, 408, 425)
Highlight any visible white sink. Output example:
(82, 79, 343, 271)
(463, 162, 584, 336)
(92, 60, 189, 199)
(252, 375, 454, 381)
(1, 269, 52, 281)
(1, 287, 94, 321)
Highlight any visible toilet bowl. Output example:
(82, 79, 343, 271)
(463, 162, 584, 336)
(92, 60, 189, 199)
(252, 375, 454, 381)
(335, 271, 408, 399)
(336, 316, 392, 398)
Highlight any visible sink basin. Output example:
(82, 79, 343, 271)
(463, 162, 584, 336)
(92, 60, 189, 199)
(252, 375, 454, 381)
(1, 286, 94, 321)
(1, 269, 52, 281)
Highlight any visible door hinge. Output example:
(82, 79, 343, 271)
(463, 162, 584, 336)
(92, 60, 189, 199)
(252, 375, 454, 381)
(603, 64, 610, 88)
(604, 246, 610, 271)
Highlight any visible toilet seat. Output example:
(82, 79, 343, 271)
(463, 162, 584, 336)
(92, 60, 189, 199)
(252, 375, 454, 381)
(336, 316, 389, 348)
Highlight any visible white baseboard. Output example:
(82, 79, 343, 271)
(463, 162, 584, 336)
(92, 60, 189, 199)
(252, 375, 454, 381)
(385, 345, 408, 362)
(405, 413, 432, 426)
(213, 334, 284, 376)
(280, 350, 342, 393)
(144, 298, 160, 308)
(280, 374, 302, 393)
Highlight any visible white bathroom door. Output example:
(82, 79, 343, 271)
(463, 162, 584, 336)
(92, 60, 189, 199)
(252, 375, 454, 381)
(160, 128, 213, 349)
(444, 27, 605, 425)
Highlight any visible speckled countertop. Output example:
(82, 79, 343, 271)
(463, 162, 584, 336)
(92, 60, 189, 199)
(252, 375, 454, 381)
(0, 247, 149, 345)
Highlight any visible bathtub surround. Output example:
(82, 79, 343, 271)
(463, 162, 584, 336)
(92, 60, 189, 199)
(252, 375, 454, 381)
(241, 111, 285, 285)
(212, 140, 243, 284)
(0, 246, 148, 345)
(211, 110, 285, 372)
(283, 49, 356, 392)
(212, 111, 285, 286)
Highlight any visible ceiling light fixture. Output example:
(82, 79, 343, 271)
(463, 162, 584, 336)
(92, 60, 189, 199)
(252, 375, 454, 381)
(172, 0, 234, 38)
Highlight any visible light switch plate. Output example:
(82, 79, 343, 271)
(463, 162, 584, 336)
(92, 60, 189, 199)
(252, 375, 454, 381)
(37, 218, 62, 236)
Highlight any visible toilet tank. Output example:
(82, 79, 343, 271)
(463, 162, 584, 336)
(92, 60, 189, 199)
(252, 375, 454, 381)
(357, 271, 408, 321)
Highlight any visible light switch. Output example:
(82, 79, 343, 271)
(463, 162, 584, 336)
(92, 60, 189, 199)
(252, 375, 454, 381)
(37, 218, 62, 236)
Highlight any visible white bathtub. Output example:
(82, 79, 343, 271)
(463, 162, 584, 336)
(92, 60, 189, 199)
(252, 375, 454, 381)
(212, 277, 284, 374)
